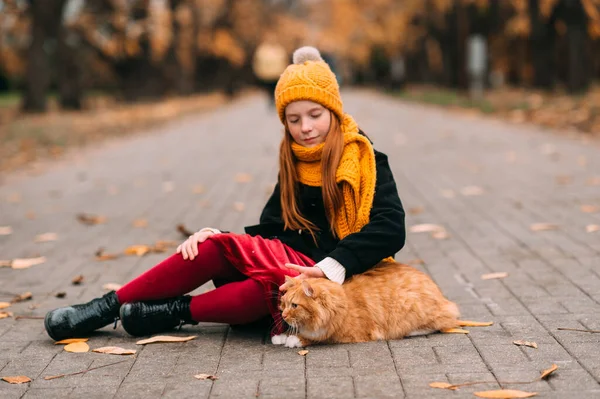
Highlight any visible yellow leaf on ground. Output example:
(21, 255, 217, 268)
(54, 338, 89, 345)
(0, 257, 46, 269)
(103, 283, 122, 291)
(1, 376, 32, 384)
(71, 275, 84, 285)
(11, 292, 32, 303)
(0, 312, 13, 319)
(194, 373, 218, 380)
(132, 219, 148, 228)
(481, 272, 508, 280)
(64, 342, 90, 353)
(429, 382, 457, 390)
(431, 230, 449, 239)
(124, 245, 151, 256)
(460, 186, 485, 196)
(92, 346, 136, 355)
(530, 223, 559, 231)
(457, 320, 494, 327)
(235, 173, 252, 183)
(407, 206, 425, 215)
(136, 335, 197, 345)
(540, 364, 558, 380)
(474, 389, 537, 398)
(441, 328, 469, 334)
(586, 176, 600, 186)
(95, 248, 121, 261)
(76, 213, 107, 225)
(298, 350, 309, 356)
(0, 226, 12, 235)
(192, 184, 205, 194)
(586, 225, 600, 233)
(580, 205, 599, 213)
(0, 302, 10, 310)
(34, 233, 58, 242)
(513, 340, 538, 349)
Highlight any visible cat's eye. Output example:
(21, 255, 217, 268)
(291, 303, 298, 309)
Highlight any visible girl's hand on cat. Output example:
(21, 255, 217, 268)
(176, 229, 217, 260)
(279, 263, 325, 291)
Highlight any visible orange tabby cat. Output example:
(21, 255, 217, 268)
(272, 262, 460, 348)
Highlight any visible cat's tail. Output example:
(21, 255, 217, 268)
(444, 300, 461, 320)
(430, 299, 461, 331)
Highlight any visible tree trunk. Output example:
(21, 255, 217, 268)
(566, 24, 588, 92)
(529, 0, 555, 88)
(58, 28, 83, 109)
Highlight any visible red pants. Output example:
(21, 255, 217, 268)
(116, 239, 270, 325)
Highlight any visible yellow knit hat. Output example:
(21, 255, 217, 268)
(275, 46, 343, 123)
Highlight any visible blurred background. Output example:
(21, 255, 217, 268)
(1, 0, 600, 171)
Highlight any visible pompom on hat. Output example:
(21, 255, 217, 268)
(275, 46, 343, 123)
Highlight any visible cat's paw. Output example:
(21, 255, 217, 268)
(271, 334, 288, 345)
(284, 335, 303, 348)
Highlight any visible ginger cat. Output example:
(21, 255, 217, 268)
(272, 262, 460, 348)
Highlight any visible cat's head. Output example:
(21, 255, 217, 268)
(279, 276, 347, 339)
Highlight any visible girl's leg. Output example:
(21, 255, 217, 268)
(117, 239, 245, 304)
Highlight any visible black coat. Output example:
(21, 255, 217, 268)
(244, 149, 406, 280)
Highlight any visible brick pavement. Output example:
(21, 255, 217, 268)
(0, 90, 599, 398)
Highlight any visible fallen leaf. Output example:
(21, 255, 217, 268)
(235, 173, 252, 183)
(586, 176, 600, 186)
(124, 245, 151, 257)
(92, 346, 136, 355)
(513, 340, 538, 349)
(95, 248, 120, 261)
(0, 257, 46, 269)
(429, 382, 457, 390)
(55, 338, 89, 345)
(1, 376, 31, 384)
(102, 283, 122, 291)
(71, 275, 84, 285)
(409, 224, 445, 233)
(0, 226, 12, 235)
(76, 213, 107, 225)
(34, 232, 58, 242)
(136, 335, 197, 345)
(0, 312, 13, 319)
(0, 302, 10, 310)
(530, 223, 559, 231)
(132, 219, 148, 228)
(580, 205, 599, 213)
(44, 375, 65, 380)
(298, 350, 309, 356)
(177, 224, 194, 237)
(194, 373, 218, 380)
(441, 328, 469, 334)
(7, 192, 21, 203)
(431, 230, 449, 240)
(474, 390, 537, 398)
(586, 225, 600, 233)
(457, 320, 494, 327)
(539, 364, 558, 380)
(11, 292, 32, 303)
(25, 211, 36, 220)
(55, 292, 66, 298)
(28, 303, 40, 310)
(481, 272, 509, 280)
(407, 206, 425, 215)
(460, 186, 485, 196)
(233, 202, 245, 212)
(64, 342, 90, 353)
(192, 184, 205, 194)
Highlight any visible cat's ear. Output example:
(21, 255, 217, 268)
(301, 280, 314, 297)
(284, 275, 295, 285)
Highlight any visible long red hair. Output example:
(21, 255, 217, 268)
(279, 111, 344, 238)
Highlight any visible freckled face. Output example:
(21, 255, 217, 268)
(285, 101, 331, 148)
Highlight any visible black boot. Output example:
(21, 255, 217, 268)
(119, 296, 198, 337)
(44, 291, 120, 341)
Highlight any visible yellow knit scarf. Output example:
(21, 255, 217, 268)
(291, 113, 376, 240)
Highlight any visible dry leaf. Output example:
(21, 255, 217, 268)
(460, 186, 485, 196)
(71, 275, 84, 285)
(0, 312, 13, 319)
(76, 213, 107, 225)
(235, 173, 252, 183)
(177, 224, 194, 237)
(457, 320, 494, 327)
(481, 272, 509, 280)
(92, 346, 136, 355)
(55, 292, 66, 298)
(409, 224, 445, 233)
(7, 192, 21, 203)
(431, 230, 449, 240)
(586, 225, 600, 233)
(407, 206, 425, 215)
(136, 335, 197, 345)
(25, 211, 36, 220)
(194, 373, 218, 380)
(44, 375, 66, 380)
(34, 233, 58, 242)
(11, 292, 32, 303)
(95, 248, 120, 261)
(1, 376, 32, 384)
(0, 302, 10, 310)
(580, 205, 599, 213)
(0, 257, 46, 269)
(513, 340, 538, 349)
(474, 389, 537, 398)
(0, 226, 12, 235)
(298, 350, 309, 356)
(441, 328, 469, 334)
(124, 245, 151, 256)
(132, 219, 148, 228)
(539, 364, 558, 380)
(64, 342, 90, 353)
(55, 338, 89, 345)
(586, 176, 600, 186)
(233, 202, 245, 212)
(192, 184, 205, 194)
(530, 223, 559, 231)
(429, 382, 457, 390)
(103, 283, 122, 291)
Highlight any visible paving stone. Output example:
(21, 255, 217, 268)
(307, 376, 354, 399)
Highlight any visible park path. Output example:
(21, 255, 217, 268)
(0, 89, 599, 398)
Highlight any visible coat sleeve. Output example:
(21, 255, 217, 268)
(259, 182, 283, 225)
(326, 150, 406, 278)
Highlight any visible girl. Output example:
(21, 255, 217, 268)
(44, 46, 406, 341)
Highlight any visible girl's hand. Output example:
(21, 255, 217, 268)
(176, 229, 217, 260)
(279, 263, 325, 291)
